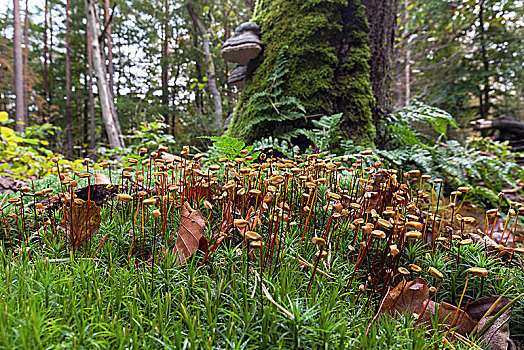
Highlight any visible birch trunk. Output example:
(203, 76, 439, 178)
(85, 0, 124, 148)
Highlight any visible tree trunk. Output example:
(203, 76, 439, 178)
(43, 0, 48, 116)
(186, 2, 223, 130)
(403, 0, 410, 107)
(104, 0, 114, 93)
(87, 26, 96, 150)
(85, 0, 125, 149)
(49, 1, 54, 104)
(23, 0, 29, 121)
(478, 0, 490, 118)
(161, 0, 170, 126)
(225, 0, 375, 147)
(65, 0, 73, 157)
(363, 0, 398, 145)
(13, 0, 25, 132)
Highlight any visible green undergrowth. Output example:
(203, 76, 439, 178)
(1, 149, 523, 349)
(0, 246, 480, 349)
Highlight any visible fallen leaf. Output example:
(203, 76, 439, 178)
(94, 173, 111, 185)
(0, 175, 27, 193)
(381, 278, 429, 316)
(59, 200, 102, 249)
(174, 203, 207, 264)
(466, 296, 513, 350)
(36, 184, 118, 211)
(420, 300, 476, 335)
(382, 278, 476, 335)
(466, 296, 512, 322)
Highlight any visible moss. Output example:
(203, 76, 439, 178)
(225, 0, 375, 147)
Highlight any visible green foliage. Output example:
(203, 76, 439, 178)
(377, 103, 524, 206)
(125, 120, 176, 153)
(202, 135, 260, 163)
(385, 101, 458, 148)
(0, 113, 82, 179)
(398, 0, 524, 122)
(296, 113, 343, 152)
(252, 136, 300, 158)
(96, 119, 176, 163)
(252, 113, 343, 157)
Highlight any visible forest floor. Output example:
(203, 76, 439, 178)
(0, 150, 523, 349)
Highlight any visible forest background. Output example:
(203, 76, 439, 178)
(0, 0, 523, 205)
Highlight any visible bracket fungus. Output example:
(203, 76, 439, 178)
(227, 65, 248, 89)
(221, 22, 262, 66)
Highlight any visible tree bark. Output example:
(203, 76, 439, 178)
(226, 0, 375, 146)
(49, 1, 54, 104)
(85, 0, 125, 149)
(186, 2, 223, 130)
(43, 0, 48, 114)
(363, 0, 398, 144)
(65, 0, 73, 157)
(403, 0, 410, 107)
(104, 0, 114, 94)
(161, 0, 170, 125)
(478, 0, 490, 118)
(87, 26, 96, 150)
(13, 0, 25, 132)
(23, 0, 29, 121)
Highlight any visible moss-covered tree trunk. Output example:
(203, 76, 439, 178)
(225, 0, 376, 147)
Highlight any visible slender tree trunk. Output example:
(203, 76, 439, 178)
(43, 0, 48, 119)
(65, 0, 73, 157)
(49, 1, 54, 104)
(87, 26, 96, 150)
(478, 0, 490, 118)
(363, 0, 398, 145)
(161, 0, 170, 125)
(13, 0, 25, 132)
(186, 3, 223, 130)
(104, 0, 114, 93)
(85, 0, 124, 148)
(23, 0, 29, 121)
(83, 97, 88, 155)
(403, 0, 410, 107)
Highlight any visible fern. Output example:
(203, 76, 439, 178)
(371, 103, 524, 207)
(201, 136, 260, 163)
(252, 136, 300, 158)
(384, 101, 458, 148)
(243, 47, 307, 134)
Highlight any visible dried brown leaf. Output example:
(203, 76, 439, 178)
(381, 278, 429, 316)
(174, 203, 207, 264)
(420, 301, 476, 335)
(94, 173, 111, 185)
(59, 200, 102, 249)
(382, 278, 476, 335)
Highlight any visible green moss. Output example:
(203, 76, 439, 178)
(225, 0, 375, 147)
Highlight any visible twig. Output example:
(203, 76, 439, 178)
(286, 254, 335, 279)
(253, 269, 294, 319)
(99, 2, 117, 41)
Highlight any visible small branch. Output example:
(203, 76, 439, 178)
(99, 2, 117, 41)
